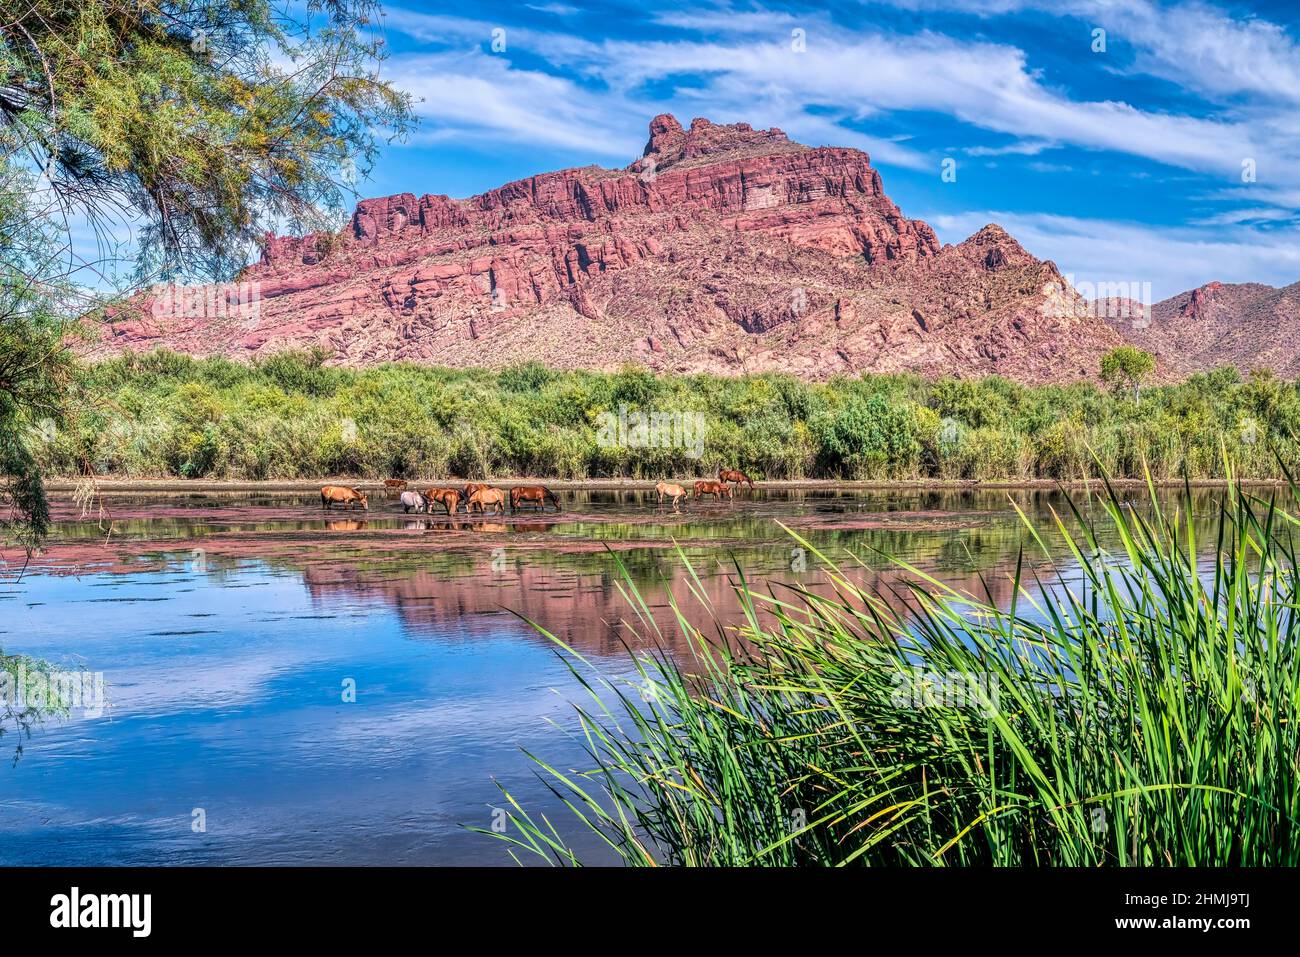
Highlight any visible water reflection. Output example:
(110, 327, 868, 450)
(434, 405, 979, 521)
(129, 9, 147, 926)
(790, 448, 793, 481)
(0, 486, 1235, 865)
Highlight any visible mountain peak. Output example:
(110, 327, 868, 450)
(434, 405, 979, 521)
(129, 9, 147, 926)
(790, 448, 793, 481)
(1179, 280, 1224, 318)
(639, 113, 795, 171)
(967, 224, 1013, 243)
(956, 223, 1035, 270)
(643, 113, 684, 156)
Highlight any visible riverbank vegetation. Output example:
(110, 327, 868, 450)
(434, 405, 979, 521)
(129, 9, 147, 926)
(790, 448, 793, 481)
(46, 348, 1300, 483)
(487, 473, 1300, 866)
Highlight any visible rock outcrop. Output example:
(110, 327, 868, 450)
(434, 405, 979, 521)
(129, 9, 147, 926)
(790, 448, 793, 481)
(91, 114, 1151, 383)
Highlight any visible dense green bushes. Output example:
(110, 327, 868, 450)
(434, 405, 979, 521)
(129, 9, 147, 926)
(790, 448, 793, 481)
(43, 349, 1300, 481)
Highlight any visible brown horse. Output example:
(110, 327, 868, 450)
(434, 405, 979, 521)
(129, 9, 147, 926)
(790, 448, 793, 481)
(655, 481, 688, 507)
(511, 485, 561, 512)
(718, 468, 754, 490)
(424, 487, 463, 516)
(321, 485, 368, 510)
(467, 487, 507, 515)
(693, 480, 733, 501)
(462, 482, 489, 502)
(384, 478, 408, 490)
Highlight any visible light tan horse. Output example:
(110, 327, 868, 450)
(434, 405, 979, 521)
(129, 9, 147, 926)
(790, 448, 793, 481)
(467, 487, 507, 515)
(655, 482, 688, 507)
(321, 485, 368, 510)
(693, 480, 733, 501)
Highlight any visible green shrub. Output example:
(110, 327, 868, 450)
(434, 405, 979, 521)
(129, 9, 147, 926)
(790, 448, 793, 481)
(49, 349, 1300, 482)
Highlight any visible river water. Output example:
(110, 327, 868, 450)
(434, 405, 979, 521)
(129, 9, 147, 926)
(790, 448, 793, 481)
(0, 485, 1225, 865)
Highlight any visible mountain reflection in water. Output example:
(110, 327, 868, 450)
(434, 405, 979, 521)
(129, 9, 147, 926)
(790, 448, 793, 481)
(0, 487, 1226, 865)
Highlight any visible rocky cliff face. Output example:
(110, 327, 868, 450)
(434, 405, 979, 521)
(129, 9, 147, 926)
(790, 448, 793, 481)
(94, 114, 1136, 383)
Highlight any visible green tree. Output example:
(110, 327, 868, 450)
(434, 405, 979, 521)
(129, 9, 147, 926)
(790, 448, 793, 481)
(1100, 346, 1156, 402)
(1, 0, 413, 549)
(0, 157, 77, 550)
(820, 394, 922, 478)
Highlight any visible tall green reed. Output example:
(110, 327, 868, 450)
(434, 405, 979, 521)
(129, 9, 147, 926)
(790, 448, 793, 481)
(483, 466, 1300, 865)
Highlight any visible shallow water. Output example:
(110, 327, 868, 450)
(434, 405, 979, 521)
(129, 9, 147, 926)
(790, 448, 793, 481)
(0, 486, 1225, 865)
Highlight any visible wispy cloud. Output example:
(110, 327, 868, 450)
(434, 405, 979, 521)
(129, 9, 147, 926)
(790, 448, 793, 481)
(1083, 0, 1300, 104)
(385, 50, 641, 157)
(525, 2, 580, 15)
(385, 4, 1287, 179)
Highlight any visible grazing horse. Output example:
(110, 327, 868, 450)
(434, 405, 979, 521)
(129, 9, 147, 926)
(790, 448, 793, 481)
(655, 481, 688, 507)
(321, 485, 368, 510)
(718, 468, 754, 490)
(693, 480, 733, 501)
(384, 478, 408, 490)
(399, 490, 428, 513)
(462, 483, 489, 502)
(511, 485, 561, 512)
(424, 487, 463, 516)
(467, 487, 507, 515)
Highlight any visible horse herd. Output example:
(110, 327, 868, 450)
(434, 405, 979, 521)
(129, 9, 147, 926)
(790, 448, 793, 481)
(318, 469, 756, 513)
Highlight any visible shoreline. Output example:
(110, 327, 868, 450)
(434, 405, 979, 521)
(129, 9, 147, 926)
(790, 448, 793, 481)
(42, 476, 1290, 494)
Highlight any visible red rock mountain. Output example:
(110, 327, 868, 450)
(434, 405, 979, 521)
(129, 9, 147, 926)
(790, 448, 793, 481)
(95, 114, 1138, 382)
(1103, 280, 1300, 378)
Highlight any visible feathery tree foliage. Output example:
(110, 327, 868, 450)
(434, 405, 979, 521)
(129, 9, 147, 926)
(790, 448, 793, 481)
(0, 0, 414, 549)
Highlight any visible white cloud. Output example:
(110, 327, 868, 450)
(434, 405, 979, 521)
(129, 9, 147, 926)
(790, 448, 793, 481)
(386, 51, 642, 158)
(1212, 185, 1300, 211)
(1085, 0, 1300, 104)
(525, 3, 580, 15)
(596, 31, 1268, 177)
(870, 0, 1300, 104)
(385, 8, 1282, 180)
(964, 139, 1060, 157)
(1192, 207, 1296, 226)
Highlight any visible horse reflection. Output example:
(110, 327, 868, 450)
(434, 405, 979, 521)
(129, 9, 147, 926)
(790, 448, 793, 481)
(324, 519, 368, 531)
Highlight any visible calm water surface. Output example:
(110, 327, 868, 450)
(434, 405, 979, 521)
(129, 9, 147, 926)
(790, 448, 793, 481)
(0, 486, 1224, 865)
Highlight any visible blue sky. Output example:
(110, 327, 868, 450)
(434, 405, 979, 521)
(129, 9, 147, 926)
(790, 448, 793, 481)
(350, 0, 1300, 300)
